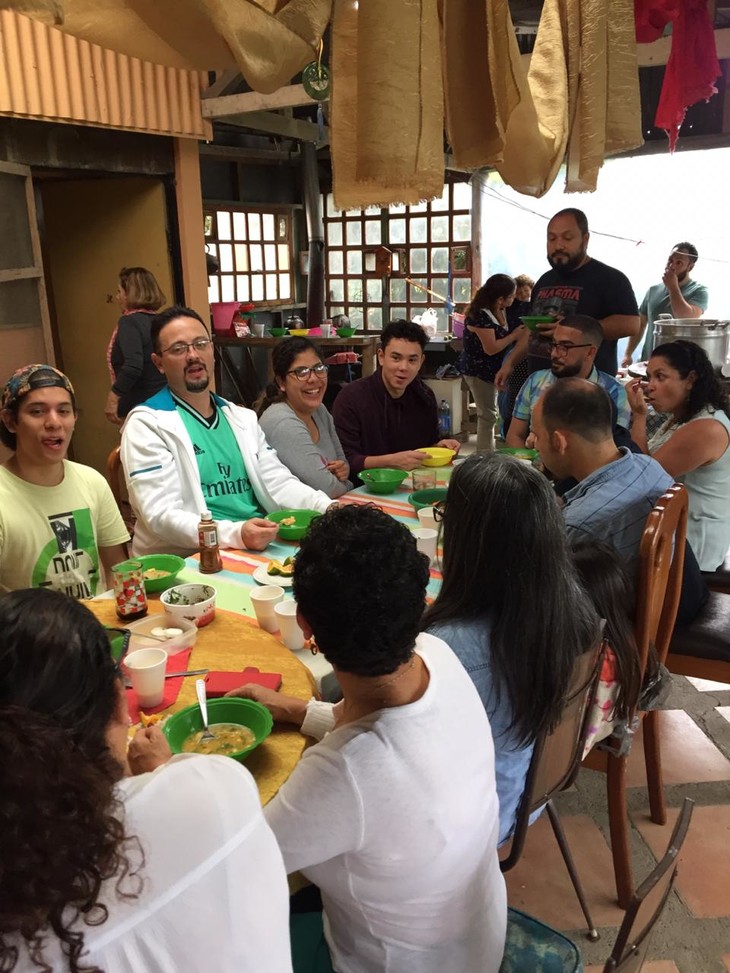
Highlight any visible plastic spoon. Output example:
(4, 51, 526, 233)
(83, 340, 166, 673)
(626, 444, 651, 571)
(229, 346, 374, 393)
(195, 678, 215, 742)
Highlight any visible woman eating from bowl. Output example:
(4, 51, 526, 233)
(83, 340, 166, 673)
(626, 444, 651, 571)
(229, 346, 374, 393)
(0, 588, 292, 973)
(458, 274, 525, 453)
(257, 337, 352, 498)
(422, 454, 601, 845)
(627, 339, 730, 571)
(105, 266, 167, 425)
(229, 504, 507, 973)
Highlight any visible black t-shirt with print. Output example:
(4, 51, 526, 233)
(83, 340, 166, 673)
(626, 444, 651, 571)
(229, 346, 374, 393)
(528, 258, 639, 375)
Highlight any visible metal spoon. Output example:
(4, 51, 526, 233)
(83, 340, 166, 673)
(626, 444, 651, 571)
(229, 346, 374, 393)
(195, 678, 215, 742)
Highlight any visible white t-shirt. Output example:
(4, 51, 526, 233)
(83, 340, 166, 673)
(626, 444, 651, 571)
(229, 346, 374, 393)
(266, 633, 507, 973)
(13, 755, 293, 973)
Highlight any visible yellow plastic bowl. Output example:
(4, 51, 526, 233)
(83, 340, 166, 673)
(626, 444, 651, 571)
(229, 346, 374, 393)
(420, 447, 456, 467)
(288, 328, 310, 337)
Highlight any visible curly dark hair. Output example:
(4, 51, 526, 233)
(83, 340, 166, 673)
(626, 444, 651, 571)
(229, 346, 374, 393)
(650, 340, 729, 422)
(293, 504, 430, 676)
(0, 590, 140, 973)
(255, 336, 323, 417)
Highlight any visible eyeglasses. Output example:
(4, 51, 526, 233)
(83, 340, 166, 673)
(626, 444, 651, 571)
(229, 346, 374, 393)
(549, 340, 592, 357)
(286, 363, 329, 382)
(160, 338, 213, 357)
(432, 500, 446, 523)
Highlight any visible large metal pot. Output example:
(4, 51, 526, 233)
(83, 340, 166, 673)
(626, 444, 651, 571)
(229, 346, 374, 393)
(654, 318, 730, 368)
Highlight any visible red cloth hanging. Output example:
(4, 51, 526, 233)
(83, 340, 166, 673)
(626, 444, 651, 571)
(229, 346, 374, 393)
(634, 0, 679, 43)
(639, 0, 722, 150)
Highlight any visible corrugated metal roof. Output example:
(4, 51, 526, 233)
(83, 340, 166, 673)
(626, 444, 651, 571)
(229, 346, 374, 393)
(0, 11, 212, 140)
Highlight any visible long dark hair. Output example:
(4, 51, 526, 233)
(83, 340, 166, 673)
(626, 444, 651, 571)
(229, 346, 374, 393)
(255, 336, 323, 417)
(0, 590, 140, 973)
(465, 274, 515, 321)
(571, 540, 642, 723)
(650, 340, 728, 422)
(422, 454, 601, 744)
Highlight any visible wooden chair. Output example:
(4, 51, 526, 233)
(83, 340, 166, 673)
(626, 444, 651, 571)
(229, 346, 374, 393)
(603, 798, 694, 972)
(583, 485, 688, 909)
(106, 445, 135, 536)
(498, 798, 694, 973)
(500, 639, 605, 941)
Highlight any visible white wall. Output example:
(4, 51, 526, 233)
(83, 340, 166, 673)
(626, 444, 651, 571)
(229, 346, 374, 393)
(479, 147, 730, 325)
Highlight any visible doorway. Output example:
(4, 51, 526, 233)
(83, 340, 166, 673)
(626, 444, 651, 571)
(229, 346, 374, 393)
(39, 175, 175, 475)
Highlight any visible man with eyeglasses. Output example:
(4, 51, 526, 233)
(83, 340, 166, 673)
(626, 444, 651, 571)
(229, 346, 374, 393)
(121, 306, 333, 556)
(505, 314, 630, 450)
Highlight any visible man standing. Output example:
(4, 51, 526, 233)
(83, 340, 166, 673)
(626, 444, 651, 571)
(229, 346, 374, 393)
(622, 243, 709, 366)
(333, 319, 460, 476)
(121, 306, 332, 556)
(496, 208, 640, 384)
(531, 378, 707, 624)
(505, 314, 630, 448)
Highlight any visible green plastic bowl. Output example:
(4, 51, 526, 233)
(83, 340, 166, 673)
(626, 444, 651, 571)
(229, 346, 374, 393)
(270, 327, 287, 337)
(496, 446, 538, 463)
(358, 468, 409, 494)
(408, 487, 448, 511)
(336, 327, 356, 337)
(138, 554, 186, 593)
(268, 508, 321, 541)
(519, 315, 555, 333)
(164, 697, 273, 762)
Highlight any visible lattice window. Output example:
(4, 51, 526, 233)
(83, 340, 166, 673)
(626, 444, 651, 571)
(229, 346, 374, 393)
(205, 207, 293, 306)
(322, 183, 473, 332)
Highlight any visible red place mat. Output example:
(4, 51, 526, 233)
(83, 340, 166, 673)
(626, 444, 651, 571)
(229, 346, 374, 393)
(125, 647, 193, 724)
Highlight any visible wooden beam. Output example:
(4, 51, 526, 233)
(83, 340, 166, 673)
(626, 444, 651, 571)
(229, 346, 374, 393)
(202, 83, 319, 119)
(203, 70, 243, 99)
(220, 110, 327, 143)
(199, 143, 300, 164)
(637, 26, 730, 66)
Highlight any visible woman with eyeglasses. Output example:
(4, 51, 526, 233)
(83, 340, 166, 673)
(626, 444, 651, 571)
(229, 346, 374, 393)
(105, 267, 167, 425)
(257, 338, 352, 498)
(0, 588, 292, 973)
(423, 454, 601, 845)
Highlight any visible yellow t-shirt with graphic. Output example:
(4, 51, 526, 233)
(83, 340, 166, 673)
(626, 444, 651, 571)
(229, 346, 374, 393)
(0, 461, 130, 598)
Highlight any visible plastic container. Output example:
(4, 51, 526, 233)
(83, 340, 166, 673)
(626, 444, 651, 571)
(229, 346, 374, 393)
(268, 508, 321, 541)
(137, 554, 185, 593)
(408, 487, 448, 510)
(210, 302, 240, 334)
(438, 399, 451, 437)
(164, 697, 273, 762)
(420, 447, 456, 468)
(358, 469, 409, 495)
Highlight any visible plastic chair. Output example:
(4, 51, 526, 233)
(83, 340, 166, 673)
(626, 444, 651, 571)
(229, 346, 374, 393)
(583, 485, 688, 909)
(500, 639, 605, 941)
(603, 798, 694, 972)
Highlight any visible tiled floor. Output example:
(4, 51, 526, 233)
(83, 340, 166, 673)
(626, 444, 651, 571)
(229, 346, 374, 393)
(504, 672, 730, 972)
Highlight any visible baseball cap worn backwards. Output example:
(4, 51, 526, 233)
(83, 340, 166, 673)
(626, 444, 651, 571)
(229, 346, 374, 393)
(1, 364, 75, 413)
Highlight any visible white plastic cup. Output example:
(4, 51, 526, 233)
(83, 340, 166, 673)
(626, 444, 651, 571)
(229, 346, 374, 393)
(253, 323, 266, 337)
(125, 648, 167, 708)
(250, 585, 285, 633)
(417, 506, 437, 530)
(274, 600, 306, 651)
(321, 323, 332, 338)
(413, 527, 438, 565)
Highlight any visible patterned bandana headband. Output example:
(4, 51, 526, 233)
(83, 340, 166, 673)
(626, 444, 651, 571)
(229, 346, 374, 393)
(1, 364, 75, 413)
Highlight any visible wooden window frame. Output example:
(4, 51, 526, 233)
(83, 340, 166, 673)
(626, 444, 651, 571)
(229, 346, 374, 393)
(204, 203, 295, 308)
(322, 185, 472, 332)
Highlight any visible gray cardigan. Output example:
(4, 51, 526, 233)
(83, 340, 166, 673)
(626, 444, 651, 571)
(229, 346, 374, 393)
(259, 402, 353, 498)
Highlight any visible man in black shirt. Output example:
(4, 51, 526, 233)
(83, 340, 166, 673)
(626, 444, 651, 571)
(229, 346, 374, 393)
(496, 208, 640, 384)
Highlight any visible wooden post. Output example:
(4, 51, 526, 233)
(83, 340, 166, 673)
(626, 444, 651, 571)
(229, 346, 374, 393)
(173, 138, 208, 315)
(302, 142, 326, 326)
